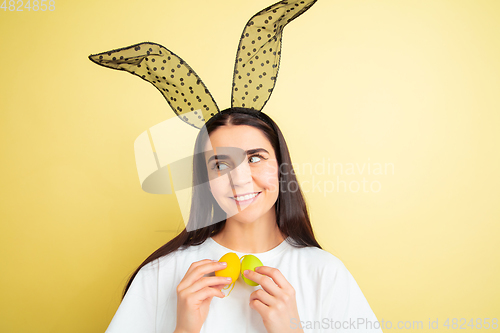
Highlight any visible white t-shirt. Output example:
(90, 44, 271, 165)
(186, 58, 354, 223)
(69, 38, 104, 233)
(105, 237, 383, 333)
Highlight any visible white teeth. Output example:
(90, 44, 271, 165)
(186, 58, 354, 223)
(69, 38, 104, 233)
(234, 192, 259, 202)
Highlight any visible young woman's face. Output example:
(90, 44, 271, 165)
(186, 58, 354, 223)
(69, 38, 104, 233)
(204, 125, 279, 224)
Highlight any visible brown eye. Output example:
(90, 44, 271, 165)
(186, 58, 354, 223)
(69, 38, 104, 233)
(212, 162, 230, 171)
(211, 159, 235, 172)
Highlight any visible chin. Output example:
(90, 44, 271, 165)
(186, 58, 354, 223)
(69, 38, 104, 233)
(227, 205, 275, 224)
(223, 206, 255, 222)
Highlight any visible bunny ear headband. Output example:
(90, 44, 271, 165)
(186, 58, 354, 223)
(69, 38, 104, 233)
(89, 0, 318, 228)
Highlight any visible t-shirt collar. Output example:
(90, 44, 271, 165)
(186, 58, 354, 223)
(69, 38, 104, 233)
(205, 236, 292, 262)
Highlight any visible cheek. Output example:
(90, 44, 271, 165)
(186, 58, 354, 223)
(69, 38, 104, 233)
(256, 162, 280, 192)
(208, 175, 240, 215)
(209, 175, 231, 199)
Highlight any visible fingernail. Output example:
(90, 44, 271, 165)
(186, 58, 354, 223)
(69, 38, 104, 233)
(225, 277, 232, 281)
(244, 270, 250, 275)
(220, 262, 227, 266)
(255, 266, 262, 270)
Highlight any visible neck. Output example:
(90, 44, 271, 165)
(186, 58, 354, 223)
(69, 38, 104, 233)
(212, 207, 285, 253)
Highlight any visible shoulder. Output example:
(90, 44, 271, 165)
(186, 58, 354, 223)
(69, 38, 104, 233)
(288, 246, 371, 306)
(286, 243, 347, 272)
(275, 242, 353, 288)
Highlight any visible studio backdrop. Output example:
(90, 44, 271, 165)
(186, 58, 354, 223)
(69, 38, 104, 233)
(0, 0, 499, 332)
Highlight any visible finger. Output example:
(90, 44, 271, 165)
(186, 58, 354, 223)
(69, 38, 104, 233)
(212, 284, 227, 290)
(180, 259, 214, 280)
(254, 266, 293, 293)
(249, 297, 268, 316)
(185, 276, 232, 295)
(178, 260, 226, 292)
(250, 288, 276, 307)
(177, 259, 213, 291)
(244, 269, 280, 297)
(177, 259, 211, 290)
(188, 259, 215, 272)
(196, 286, 226, 302)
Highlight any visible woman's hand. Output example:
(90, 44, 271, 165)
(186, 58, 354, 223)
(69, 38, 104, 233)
(244, 266, 304, 333)
(175, 259, 232, 333)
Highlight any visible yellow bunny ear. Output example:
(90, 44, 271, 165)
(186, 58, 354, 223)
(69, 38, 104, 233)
(231, 0, 318, 110)
(88, 42, 219, 129)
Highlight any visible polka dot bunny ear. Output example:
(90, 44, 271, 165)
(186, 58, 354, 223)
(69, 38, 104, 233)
(88, 42, 219, 129)
(232, 0, 318, 110)
(89, 0, 318, 127)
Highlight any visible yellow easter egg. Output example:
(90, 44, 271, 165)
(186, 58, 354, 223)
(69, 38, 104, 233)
(214, 252, 240, 283)
(240, 255, 263, 286)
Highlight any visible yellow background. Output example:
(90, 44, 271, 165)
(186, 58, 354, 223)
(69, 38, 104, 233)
(1, 0, 499, 332)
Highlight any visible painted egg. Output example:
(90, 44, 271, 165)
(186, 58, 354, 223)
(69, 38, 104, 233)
(240, 255, 263, 286)
(214, 252, 240, 283)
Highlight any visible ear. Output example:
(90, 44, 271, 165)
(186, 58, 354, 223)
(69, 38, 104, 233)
(231, 0, 318, 110)
(89, 42, 219, 129)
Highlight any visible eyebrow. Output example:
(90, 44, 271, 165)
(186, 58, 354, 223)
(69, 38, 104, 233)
(206, 148, 269, 164)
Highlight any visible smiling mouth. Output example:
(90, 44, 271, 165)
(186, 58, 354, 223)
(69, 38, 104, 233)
(231, 192, 262, 202)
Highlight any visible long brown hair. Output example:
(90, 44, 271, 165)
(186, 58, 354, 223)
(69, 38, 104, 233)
(122, 107, 322, 298)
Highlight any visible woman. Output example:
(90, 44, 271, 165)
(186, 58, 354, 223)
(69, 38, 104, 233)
(105, 108, 383, 333)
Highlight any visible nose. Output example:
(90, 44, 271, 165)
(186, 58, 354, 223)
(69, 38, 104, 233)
(229, 159, 252, 187)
